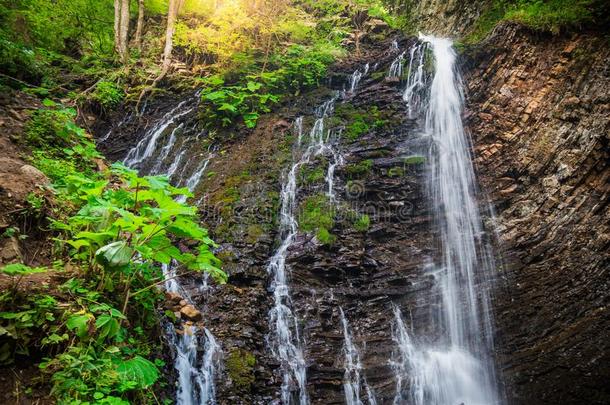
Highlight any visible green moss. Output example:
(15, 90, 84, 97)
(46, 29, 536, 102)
(370, 70, 386, 81)
(226, 349, 256, 389)
(353, 214, 370, 232)
(345, 159, 373, 178)
(298, 193, 335, 244)
(387, 166, 405, 178)
(463, 0, 607, 45)
(245, 224, 265, 244)
(403, 155, 426, 165)
(333, 104, 395, 141)
(316, 227, 336, 244)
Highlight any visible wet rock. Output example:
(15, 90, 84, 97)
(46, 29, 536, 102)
(463, 22, 610, 404)
(180, 305, 203, 322)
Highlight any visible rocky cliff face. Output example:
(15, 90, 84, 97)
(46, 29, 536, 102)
(409, 0, 489, 36)
(99, 19, 609, 405)
(463, 22, 610, 404)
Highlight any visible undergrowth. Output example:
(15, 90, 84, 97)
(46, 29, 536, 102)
(1, 103, 225, 404)
(463, 0, 609, 44)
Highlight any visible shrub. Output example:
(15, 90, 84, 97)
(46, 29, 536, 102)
(92, 80, 124, 110)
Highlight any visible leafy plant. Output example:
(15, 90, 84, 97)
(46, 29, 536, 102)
(353, 214, 370, 232)
(92, 80, 124, 110)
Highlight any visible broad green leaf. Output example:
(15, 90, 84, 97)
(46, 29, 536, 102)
(66, 313, 93, 338)
(95, 314, 120, 341)
(166, 217, 206, 240)
(246, 81, 262, 92)
(65, 239, 90, 250)
(204, 91, 227, 101)
(144, 175, 170, 190)
(116, 356, 159, 388)
(1, 263, 47, 276)
(95, 241, 134, 268)
(75, 230, 115, 246)
(218, 103, 237, 113)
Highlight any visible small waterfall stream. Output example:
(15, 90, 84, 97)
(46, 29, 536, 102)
(267, 64, 369, 404)
(116, 97, 222, 404)
(390, 35, 501, 405)
(339, 308, 377, 405)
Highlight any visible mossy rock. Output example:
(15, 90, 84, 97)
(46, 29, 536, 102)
(226, 349, 256, 390)
(345, 159, 373, 178)
(245, 224, 265, 244)
(298, 193, 335, 245)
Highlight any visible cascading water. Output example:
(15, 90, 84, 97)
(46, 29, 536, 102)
(391, 35, 501, 405)
(402, 43, 427, 118)
(266, 97, 337, 405)
(267, 61, 371, 403)
(123, 99, 195, 168)
(120, 98, 222, 404)
(348, 63, 370, 93)
(388, 51, 405, 79)
(339, 308, 377, 405)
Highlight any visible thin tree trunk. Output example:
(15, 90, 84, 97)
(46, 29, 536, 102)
(119, 0, 130, 63)
(135, 0, 144, 51)
(161, 0, 178, 71)
(113, 0, 121, 55)
(136, 0, 182, 112)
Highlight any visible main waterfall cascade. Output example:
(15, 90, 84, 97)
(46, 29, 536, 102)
(105, 99, 223, 405)
(389, 35, 502, 405)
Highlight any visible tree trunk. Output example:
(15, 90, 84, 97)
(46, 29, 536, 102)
(135, 0, 144, 51)
(113, 0, 121, 54)
(161, 0, 179, 71)
(119, 0, 130, 63)
(136, 0, 181, 111)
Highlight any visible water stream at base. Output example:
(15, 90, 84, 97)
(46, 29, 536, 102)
(120, 99, 222, 404)
(390, 35, 501, 405)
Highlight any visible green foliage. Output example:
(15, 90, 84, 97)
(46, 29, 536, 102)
(0, 263, 46, 277)
(403, 155, 426, 165)
(298, 194, 336, 245)
(504, 0, 600, 33)
(92, 81, 125, 110)
(1, 0, 115, 56)
(200, 75, 279, 128)
(25, 102, 102, 183)
(345, 159, 373, 178)
(336, 104, 388, 141)
(0, 33, 45, 85)
(463, 0, 608, 44)
(2, 103, 223, 402)
(353, 214, 370, 232)
(300, 164, 326, 185)
(0, 294, 57, 364)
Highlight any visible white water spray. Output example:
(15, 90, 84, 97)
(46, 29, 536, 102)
(340, 308, 377, 405)
(122, 98, 221, 404)
(392, 35, 501, 405)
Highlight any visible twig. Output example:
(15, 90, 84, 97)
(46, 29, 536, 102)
(0, 73, 36, 88)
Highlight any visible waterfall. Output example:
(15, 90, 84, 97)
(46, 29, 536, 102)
(391, 35, 501, 405)
(339, 308, 377, 405)
(123, 100, 195, 168)
(122, 97, 222, 404)
(267, 93, 347, 404)
(388, 51, 405, 79)
(402, 43, 427, 118)
(348, 63, 369, 93)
